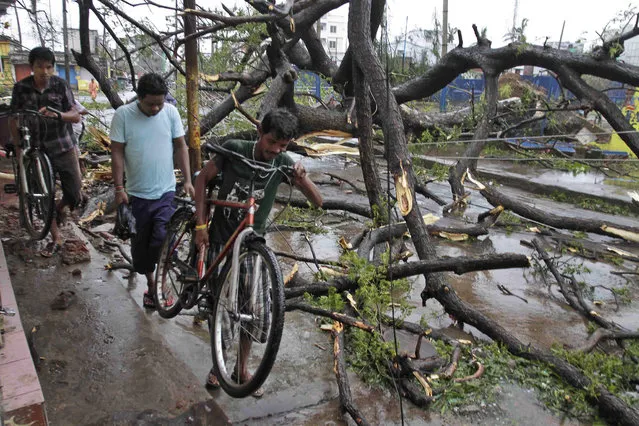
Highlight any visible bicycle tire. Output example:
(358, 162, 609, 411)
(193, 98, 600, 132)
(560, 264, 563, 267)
(154, 207, 197, 319)
(209, 239, 285, 398)
(22, 151, 55, 240)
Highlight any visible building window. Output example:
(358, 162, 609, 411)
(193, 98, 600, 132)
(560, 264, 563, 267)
(321, 23, 326, 30)
(329, 40, 337, 49)
(330, 25, 337, 33)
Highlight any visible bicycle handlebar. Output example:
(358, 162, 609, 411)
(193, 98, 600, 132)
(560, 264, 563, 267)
(204, 143, 295, 178)
(0, 107, 63, 121)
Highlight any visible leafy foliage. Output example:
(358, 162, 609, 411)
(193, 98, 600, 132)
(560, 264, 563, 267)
(430, 340, 639, 419)
(553, 344, 639, 408)
(548, 191, 633, 216)
(273, 205, 326, 233)
(305, 250, 413, 385)
(303, 286, 345, 314)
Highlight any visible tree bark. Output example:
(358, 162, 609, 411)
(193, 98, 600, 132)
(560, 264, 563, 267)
(331, 322, 371, 426)
(449, 69, 499, 200)
(480, 183, 639, 242)
(353, 61, 387, 226)
(74, 0, 122, 108)
(388, 253, 529, 278)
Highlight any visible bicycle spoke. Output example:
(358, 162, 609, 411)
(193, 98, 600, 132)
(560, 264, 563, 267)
(210, 241, 285, 397)
(22, 152, 54, 240)
(155, 208, 197, 318)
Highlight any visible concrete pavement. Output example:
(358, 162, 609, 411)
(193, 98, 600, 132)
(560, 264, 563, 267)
(0, 206, 228, 424)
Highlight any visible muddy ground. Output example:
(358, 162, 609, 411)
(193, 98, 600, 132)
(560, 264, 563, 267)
(1, 152, 638, 425)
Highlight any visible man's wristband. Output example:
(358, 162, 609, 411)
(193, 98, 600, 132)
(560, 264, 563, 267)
(194, 224, 207, 231)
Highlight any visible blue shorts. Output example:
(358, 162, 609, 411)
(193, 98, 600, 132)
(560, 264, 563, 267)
(129, 191, 175, 275)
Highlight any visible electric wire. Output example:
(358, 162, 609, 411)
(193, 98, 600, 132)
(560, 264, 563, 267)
(382, 6, 405, 424)
(401, 128, 639, 146)
(415, 155, 639, 163)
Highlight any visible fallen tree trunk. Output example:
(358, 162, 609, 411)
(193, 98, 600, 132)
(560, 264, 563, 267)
(357, 220, 490, 257)
(285, 276, 357, 299)
(400, 97, 522, 135)
(477, 177, 639, 242)
(285, 253, 528, 298)
(577, 328, 639, 352)
(286, 300, 376, 332)
(424, 282, 639, 425)
(415, 182, 447, 206)
(388, 253, 530, 278)
(331, 322, 371, 426)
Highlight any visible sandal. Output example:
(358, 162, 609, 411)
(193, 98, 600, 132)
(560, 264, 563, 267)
(142, 292, 156, 309)
(205, 369, 220, 390)
(40, 241, 62, 258)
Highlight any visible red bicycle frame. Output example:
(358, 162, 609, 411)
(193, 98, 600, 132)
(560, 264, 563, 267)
(196, 193, 257, 282)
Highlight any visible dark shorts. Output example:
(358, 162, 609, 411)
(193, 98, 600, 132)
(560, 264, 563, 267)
(130, 191, 176, 275)
(49, 148, 83, 209)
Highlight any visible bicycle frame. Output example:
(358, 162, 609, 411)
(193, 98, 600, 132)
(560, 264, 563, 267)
(2, 111, 53, 201)
(197, 180, 262, 320)
(15, 117, 52, 202)
(164, 176, 261, 316)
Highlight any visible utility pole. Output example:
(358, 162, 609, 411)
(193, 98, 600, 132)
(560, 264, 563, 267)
(402, 16, 408, 72)
(558, 20, 566, 50)
(13, 3, 22, 49)
(62, 0, 71, 85)
(442, 0, 448, 56)
(184, 0, 201, 172)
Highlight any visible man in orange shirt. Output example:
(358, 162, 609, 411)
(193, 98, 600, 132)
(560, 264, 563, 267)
(88, 78, 98, 101)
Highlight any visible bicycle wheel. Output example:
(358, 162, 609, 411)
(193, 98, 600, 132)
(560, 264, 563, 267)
(209, 239, 285, 398)
(22, 151, 55, 240)
(154, 207, 197, 319)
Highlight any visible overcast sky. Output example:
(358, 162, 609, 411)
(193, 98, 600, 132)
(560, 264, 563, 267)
(3, 0, 637, 50)
(386, 0, 638, 48)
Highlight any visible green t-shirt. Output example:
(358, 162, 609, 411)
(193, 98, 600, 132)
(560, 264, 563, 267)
(210, 139, 294, 243)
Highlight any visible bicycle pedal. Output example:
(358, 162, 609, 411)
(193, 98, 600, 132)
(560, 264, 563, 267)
(198, 298, 212, 315)
(3, 183, 17, 194)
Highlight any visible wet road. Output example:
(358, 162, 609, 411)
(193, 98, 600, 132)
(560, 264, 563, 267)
(107, 154, 639, 424)
(3, 151, 638, 424)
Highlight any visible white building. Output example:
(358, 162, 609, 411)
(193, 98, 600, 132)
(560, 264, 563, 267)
(67, 28, 100, 53)
(317, 3, 348, 63)
(395, 29, 438, 67)
(620, 37, 639, 66)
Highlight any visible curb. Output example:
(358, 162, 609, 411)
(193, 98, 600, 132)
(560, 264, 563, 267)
(0, 240, 48, 425)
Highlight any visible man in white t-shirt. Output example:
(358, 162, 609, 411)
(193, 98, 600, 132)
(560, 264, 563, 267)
(110, 73, 195, 309)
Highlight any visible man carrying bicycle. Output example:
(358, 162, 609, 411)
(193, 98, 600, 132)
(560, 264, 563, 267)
(9, 47, 82, 256)
(110, 73, 195, 310)
(193, 108, 322, 396)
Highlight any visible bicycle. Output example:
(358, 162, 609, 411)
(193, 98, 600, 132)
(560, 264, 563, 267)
(1, 107, 62, 240)
(154, 143, 295, 398)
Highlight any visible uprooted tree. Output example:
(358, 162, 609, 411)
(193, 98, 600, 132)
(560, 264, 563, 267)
(65, 0, 639, 423)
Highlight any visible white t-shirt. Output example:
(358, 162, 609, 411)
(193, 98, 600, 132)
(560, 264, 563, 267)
(109, 101, 185, 200)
